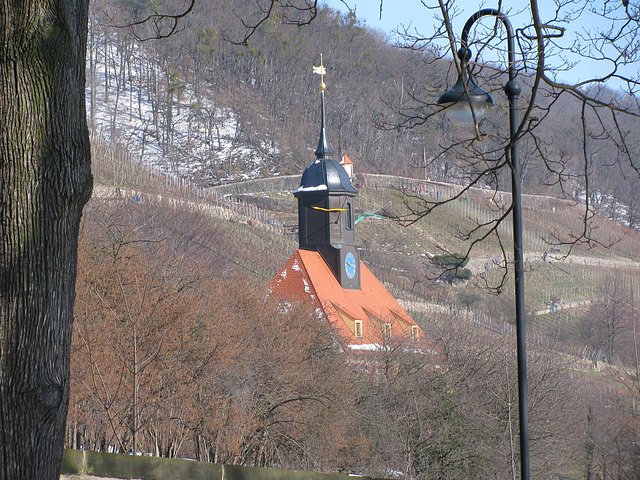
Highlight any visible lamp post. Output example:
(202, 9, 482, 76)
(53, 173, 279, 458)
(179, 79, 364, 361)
(437, 9, 530, 480)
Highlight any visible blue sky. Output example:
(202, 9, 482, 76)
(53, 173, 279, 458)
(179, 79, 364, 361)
(323, 0, 636, 90)
(324, 0, 445, 40)
(324, 0, 427, 38)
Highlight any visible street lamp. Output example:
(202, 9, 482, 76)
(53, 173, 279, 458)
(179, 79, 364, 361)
(438, 9, 530, 480)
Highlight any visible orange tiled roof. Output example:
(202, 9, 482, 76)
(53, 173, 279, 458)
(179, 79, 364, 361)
(341, 154, 354, 165)
(269, 249, 439, 355)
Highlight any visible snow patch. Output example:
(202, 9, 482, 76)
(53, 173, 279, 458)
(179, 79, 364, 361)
(294, 184, 328, 193)
(87, 29, 277, 186)
(348, 343, 385, 351)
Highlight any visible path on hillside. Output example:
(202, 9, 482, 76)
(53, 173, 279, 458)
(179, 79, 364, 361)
(467, 251, 640, 275)
(532, 298, 596, 316)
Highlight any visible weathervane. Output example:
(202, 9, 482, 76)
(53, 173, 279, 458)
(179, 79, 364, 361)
(313, 54, 327, 91)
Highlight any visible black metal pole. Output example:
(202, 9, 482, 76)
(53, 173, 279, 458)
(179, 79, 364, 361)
(508, 78, 529, 480)
(460, 10, 530, 480)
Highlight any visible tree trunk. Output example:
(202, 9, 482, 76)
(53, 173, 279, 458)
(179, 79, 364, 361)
(0, 2, 92, 479)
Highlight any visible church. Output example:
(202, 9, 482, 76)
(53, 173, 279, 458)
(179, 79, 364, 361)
(269, 59, 438, 356)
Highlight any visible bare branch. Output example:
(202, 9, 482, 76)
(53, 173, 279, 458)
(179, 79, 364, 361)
(223, 0, 319, 46)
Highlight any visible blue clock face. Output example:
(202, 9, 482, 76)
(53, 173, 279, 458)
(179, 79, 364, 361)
(345, 252, 357, 279)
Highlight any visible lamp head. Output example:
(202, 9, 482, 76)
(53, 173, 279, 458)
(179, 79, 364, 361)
(437, 48, 495, 128)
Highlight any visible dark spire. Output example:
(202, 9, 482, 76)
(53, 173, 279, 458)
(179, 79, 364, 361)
(295, 55, 355, 195)
(315, 89, 334, 159)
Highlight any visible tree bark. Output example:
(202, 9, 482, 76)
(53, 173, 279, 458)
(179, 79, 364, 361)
(0, 1, 92, 479)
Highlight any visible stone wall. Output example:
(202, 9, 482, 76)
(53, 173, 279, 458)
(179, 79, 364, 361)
(61, 450, 387, 480)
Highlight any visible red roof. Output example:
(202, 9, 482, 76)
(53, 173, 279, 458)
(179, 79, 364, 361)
(269, 249, 439, 355)
(341, 154, 354, 165)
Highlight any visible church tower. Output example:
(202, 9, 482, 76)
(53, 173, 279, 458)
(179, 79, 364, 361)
(293, 57, 360, 289)
(269, 56, 437, 357)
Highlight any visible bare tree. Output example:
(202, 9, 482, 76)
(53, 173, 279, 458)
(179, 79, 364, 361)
(414, 310, 586, 479)
(579, 272, 633, 364)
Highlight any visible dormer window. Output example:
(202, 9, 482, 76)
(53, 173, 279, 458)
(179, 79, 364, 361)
(382, 323, 391, 342)
(355, 320, 363, 338)
(411, 325, 420, 342)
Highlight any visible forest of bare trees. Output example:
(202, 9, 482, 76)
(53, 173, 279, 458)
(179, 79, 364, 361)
(85, 0, 640, 237)
(85, 0, 466, 183)
(70, 196, 360, 468)
(65, 189, 640, 479)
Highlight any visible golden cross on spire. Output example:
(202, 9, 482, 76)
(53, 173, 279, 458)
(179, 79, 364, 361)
(313, 54, 327, 91)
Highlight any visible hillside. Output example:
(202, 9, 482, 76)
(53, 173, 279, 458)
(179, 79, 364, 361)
(87, 0, 640, 232)
(86, 0, 640, 334)
(87, 8, 640, 356)
(90, 131, 640, 362)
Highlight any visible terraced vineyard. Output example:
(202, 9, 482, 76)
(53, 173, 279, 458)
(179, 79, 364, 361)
(91, 139, 640, 363)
